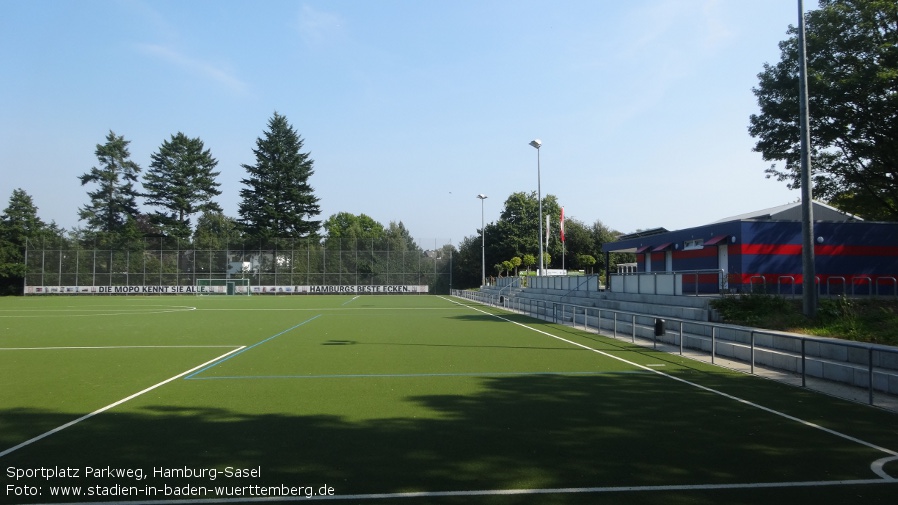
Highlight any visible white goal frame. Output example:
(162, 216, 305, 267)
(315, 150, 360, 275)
(195, 278, 251, 295)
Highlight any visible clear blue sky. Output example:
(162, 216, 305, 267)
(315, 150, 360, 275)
(1, 0, 803, 246)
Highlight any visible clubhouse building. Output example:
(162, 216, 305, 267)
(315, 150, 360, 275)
(601, 201, 898, 295)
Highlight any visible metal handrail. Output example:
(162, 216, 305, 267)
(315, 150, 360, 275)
(455, 290, 898, 407)
(853, 276, 872, 296)
(559, 275, 598, 300)
(497, 276, 521, 299)
(777, 275, 796, 297)
(749, 275, 766, 294)
(876, 277, 897, 297)
(826, 276, 847, 296)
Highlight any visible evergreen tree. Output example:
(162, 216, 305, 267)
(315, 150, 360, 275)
(0, 189, 46, 294)
(144, 132, 222, 239)
(78, 130, 142, 234)
(238, 112, 321, 242)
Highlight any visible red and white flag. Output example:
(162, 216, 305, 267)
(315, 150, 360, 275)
(560, 207, 565, 242)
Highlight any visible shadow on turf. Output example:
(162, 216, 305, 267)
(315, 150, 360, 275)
(353, 341, 587, 352)
(452, 311, 715, 373)
(2, 372, 897, 505)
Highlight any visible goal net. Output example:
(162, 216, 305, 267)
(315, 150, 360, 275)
(196, 278, 251, 295)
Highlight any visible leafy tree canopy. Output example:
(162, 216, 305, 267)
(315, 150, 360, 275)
(323, 212, 386, 241)
(749, 0, 898, 220)
(193, 211, 242, 250)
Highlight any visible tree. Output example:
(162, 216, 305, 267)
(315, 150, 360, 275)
(487, 191, 560, 268)
(590, 219, 625, 278)
(555, 217, 592, 270)
(578, 254, 597, 274)
(78, 130, 142, 234)
(238, 112, 321, 241)
(144, 132, 222, 239)
(193, 211, 242, 250)
(501, 260, 514, 277)
(510, 256, 522, 276)
(323, 212, 386, 240)
(384, 221, 418, 252)
(0, 189, 47, 294)
(749, 0, 898, 220)
(453, 235, 483, 288)
(521, 254, 536, 274)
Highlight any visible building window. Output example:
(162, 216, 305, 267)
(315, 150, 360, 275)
(684, 239, 704, 251)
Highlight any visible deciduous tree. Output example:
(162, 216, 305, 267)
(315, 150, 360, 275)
(323, 212, 386, 240)
(749, 0, 898, 220)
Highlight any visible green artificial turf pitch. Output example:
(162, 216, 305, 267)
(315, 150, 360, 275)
(0, 294, 897, 504)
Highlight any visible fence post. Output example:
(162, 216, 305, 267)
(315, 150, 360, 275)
(801, 339, 807, 388)
(679, 321, 684, 355)
(868, 348, 874, 405)
(750, 331, 755, 375)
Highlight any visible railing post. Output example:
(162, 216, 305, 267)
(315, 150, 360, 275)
(679, 321, 684, 355)
(801, 339, 807, 388)
(631, 314, 636, 343)
(711, 327, 716, 364)
(750, 331, 755, 375)
(868, 348, 874, 405)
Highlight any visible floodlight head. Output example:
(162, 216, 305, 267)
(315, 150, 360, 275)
(529, 139, 542, 149)
(477, 194, 488, 200)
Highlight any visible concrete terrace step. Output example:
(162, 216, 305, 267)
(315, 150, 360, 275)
(507, 288, 712, 322)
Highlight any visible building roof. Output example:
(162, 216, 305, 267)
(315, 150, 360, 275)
(617, 227, 669, 240)
(711, 201, 863, 223)
(603, 201, 866, 254)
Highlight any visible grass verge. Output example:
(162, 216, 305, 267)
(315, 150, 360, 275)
(710, 294, 898, 346)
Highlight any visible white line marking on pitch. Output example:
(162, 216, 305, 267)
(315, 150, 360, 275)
(443, 296, 898, 461)
(0, 346, 245, 459)
(0, 306, 197, 318)
(0, 345, 238, 351)
(871, 455, 898, 480)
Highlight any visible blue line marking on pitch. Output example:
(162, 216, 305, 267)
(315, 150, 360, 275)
(185, 370, 651, 380)
(184, 314, 322, 379)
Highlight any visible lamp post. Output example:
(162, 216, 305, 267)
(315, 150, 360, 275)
(797, 0, 817, 318)
(529, 139, 543, 276)
(477, 194, 488, 286)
